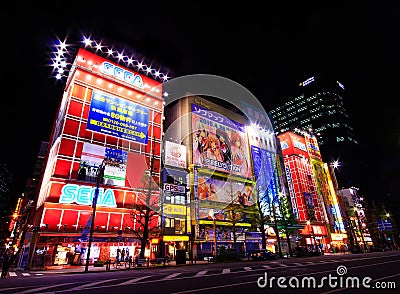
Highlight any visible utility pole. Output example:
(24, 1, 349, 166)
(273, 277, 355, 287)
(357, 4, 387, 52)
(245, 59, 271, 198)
(85, 160, 106, 272)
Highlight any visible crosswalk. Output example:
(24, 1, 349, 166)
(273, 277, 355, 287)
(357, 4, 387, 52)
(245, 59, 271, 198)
(2, 259, 336, 279)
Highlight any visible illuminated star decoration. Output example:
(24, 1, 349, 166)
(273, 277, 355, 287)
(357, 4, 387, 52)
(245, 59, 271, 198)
(49, 33, 171, 83)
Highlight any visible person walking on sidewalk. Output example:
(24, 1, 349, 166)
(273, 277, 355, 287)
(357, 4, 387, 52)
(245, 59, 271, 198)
(1, 249, 17, 279)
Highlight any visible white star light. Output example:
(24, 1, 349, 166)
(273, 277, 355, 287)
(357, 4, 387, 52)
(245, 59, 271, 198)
(49, 34, 171, 82)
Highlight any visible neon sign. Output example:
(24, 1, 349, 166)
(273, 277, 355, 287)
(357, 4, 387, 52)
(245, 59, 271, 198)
(300, 76, 314, 87)
(59, 184, 117, 207)
(293, 140, 307, 152)
(101, 62, 144, 89)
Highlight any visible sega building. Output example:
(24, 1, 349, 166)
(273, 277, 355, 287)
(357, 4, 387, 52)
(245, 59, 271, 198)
(30, 48, 164, 267)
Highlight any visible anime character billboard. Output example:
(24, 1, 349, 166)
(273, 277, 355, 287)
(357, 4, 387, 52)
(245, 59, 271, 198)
(191, 104, 251, 178)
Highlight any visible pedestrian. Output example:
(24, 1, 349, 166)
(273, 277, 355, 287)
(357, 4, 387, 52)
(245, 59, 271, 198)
(121, 248, 126, 262)
(116, 248, 121, 263)
(1, 249, 15, 279)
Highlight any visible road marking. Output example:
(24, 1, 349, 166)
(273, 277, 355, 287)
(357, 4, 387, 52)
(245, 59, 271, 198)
(21, 273, 31, 276)
(118, 275, 152, 286)
(13, 282, 77, 294)
(194, 270, 207, 277)
(292, 262, 307, 266)
(279, 264, 288, 267)
(9, 272, 17, 276)
(262, 265, 272, 269)
(68, 278, 121, 291)
(222, 268, 230, 274)
(162, 272, 182, 280)
(244, 267, 252, 271)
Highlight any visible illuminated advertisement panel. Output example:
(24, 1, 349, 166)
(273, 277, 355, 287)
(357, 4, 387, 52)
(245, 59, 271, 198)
(191, 104, 251, 178)
(278, 132, 309, 158)
(78, 142, 128, 187)
(304, 132, 322, 161)
(164, 141, 187, 168)
(87, 90, 150, 144)
(251, 146, 278, 216)
(197, 174, 254, 206)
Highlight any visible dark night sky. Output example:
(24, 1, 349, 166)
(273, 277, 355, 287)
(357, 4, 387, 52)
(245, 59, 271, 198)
(2, 4, 399, 222)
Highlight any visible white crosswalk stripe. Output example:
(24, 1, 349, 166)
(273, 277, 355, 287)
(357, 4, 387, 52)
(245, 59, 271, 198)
(8, 271, 17, 277)
(194, 270, 207, 277)
(244, 266, 252, 271)
(292, 262, 307, 266)
(279, 264, 289, 267)
(262, 265, 272, 269)
(118, 275, 151, 286)
(162, 272, 182, 280)
(21, 273, 31, 276)
(222, 268, 230, 274)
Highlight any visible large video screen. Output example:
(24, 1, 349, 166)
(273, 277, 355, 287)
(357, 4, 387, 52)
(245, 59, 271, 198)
(191, 104, 251, 178)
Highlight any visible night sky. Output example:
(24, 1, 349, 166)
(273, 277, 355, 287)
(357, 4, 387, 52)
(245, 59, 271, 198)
(2, 4, 399, 222)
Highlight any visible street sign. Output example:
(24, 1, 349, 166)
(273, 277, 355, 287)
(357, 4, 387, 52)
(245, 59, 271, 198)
(378, 219, 392, 230)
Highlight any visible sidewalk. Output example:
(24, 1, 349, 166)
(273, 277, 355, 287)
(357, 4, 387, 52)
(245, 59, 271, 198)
(9, 252, 352, 275)
(11, 259, 212, 275)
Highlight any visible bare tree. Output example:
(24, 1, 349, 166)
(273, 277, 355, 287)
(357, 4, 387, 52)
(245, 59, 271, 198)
(276, 192, 297, 256)
(221, 177, 249, 260)
(253, 182, 269, 250)
(129, 151, 162, 259)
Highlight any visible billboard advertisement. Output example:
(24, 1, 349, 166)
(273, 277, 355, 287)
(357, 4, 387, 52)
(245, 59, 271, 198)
(304, 132, 322, 161)
(278, 132, 309, 158)
(191, 104, 251, 178)
(251, 146, 279, 216)
(86, 90, 150, 144)
(78, 142, 128, 187)
(164, 141, 187, 168)
(197, 174, 254, 206)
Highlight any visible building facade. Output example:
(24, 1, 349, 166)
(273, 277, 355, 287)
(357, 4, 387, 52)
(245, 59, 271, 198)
(27, 48, 164, 268)
(269, 75, 360, 188)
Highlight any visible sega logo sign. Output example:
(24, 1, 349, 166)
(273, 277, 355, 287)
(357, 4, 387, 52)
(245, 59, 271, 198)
(101, 62, 144, 89)
(164, 183, 186, 194)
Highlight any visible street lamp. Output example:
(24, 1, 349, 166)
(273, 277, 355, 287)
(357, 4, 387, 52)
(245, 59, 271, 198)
(85, 160, 106, 272)
(208, 209, 217, 261)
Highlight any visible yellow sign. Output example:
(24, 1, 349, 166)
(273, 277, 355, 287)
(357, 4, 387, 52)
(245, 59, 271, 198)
(163, 235, 190, 242)
(198, 220, 251, 227)
(164, 204, 186, 216)
(331, 233, 347, 241)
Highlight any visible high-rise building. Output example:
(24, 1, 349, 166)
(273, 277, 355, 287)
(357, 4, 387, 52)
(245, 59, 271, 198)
(268, 75, 360, 188)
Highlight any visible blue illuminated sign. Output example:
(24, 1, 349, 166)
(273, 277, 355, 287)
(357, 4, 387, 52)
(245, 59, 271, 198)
(87, 91, 149, 144)
(101, 62, 144, 89)
(59, 184, 117, 207)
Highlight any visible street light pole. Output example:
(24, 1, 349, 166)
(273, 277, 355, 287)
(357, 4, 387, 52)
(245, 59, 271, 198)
(209, 209, 217, 260)
(85, 160, 105, 272)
